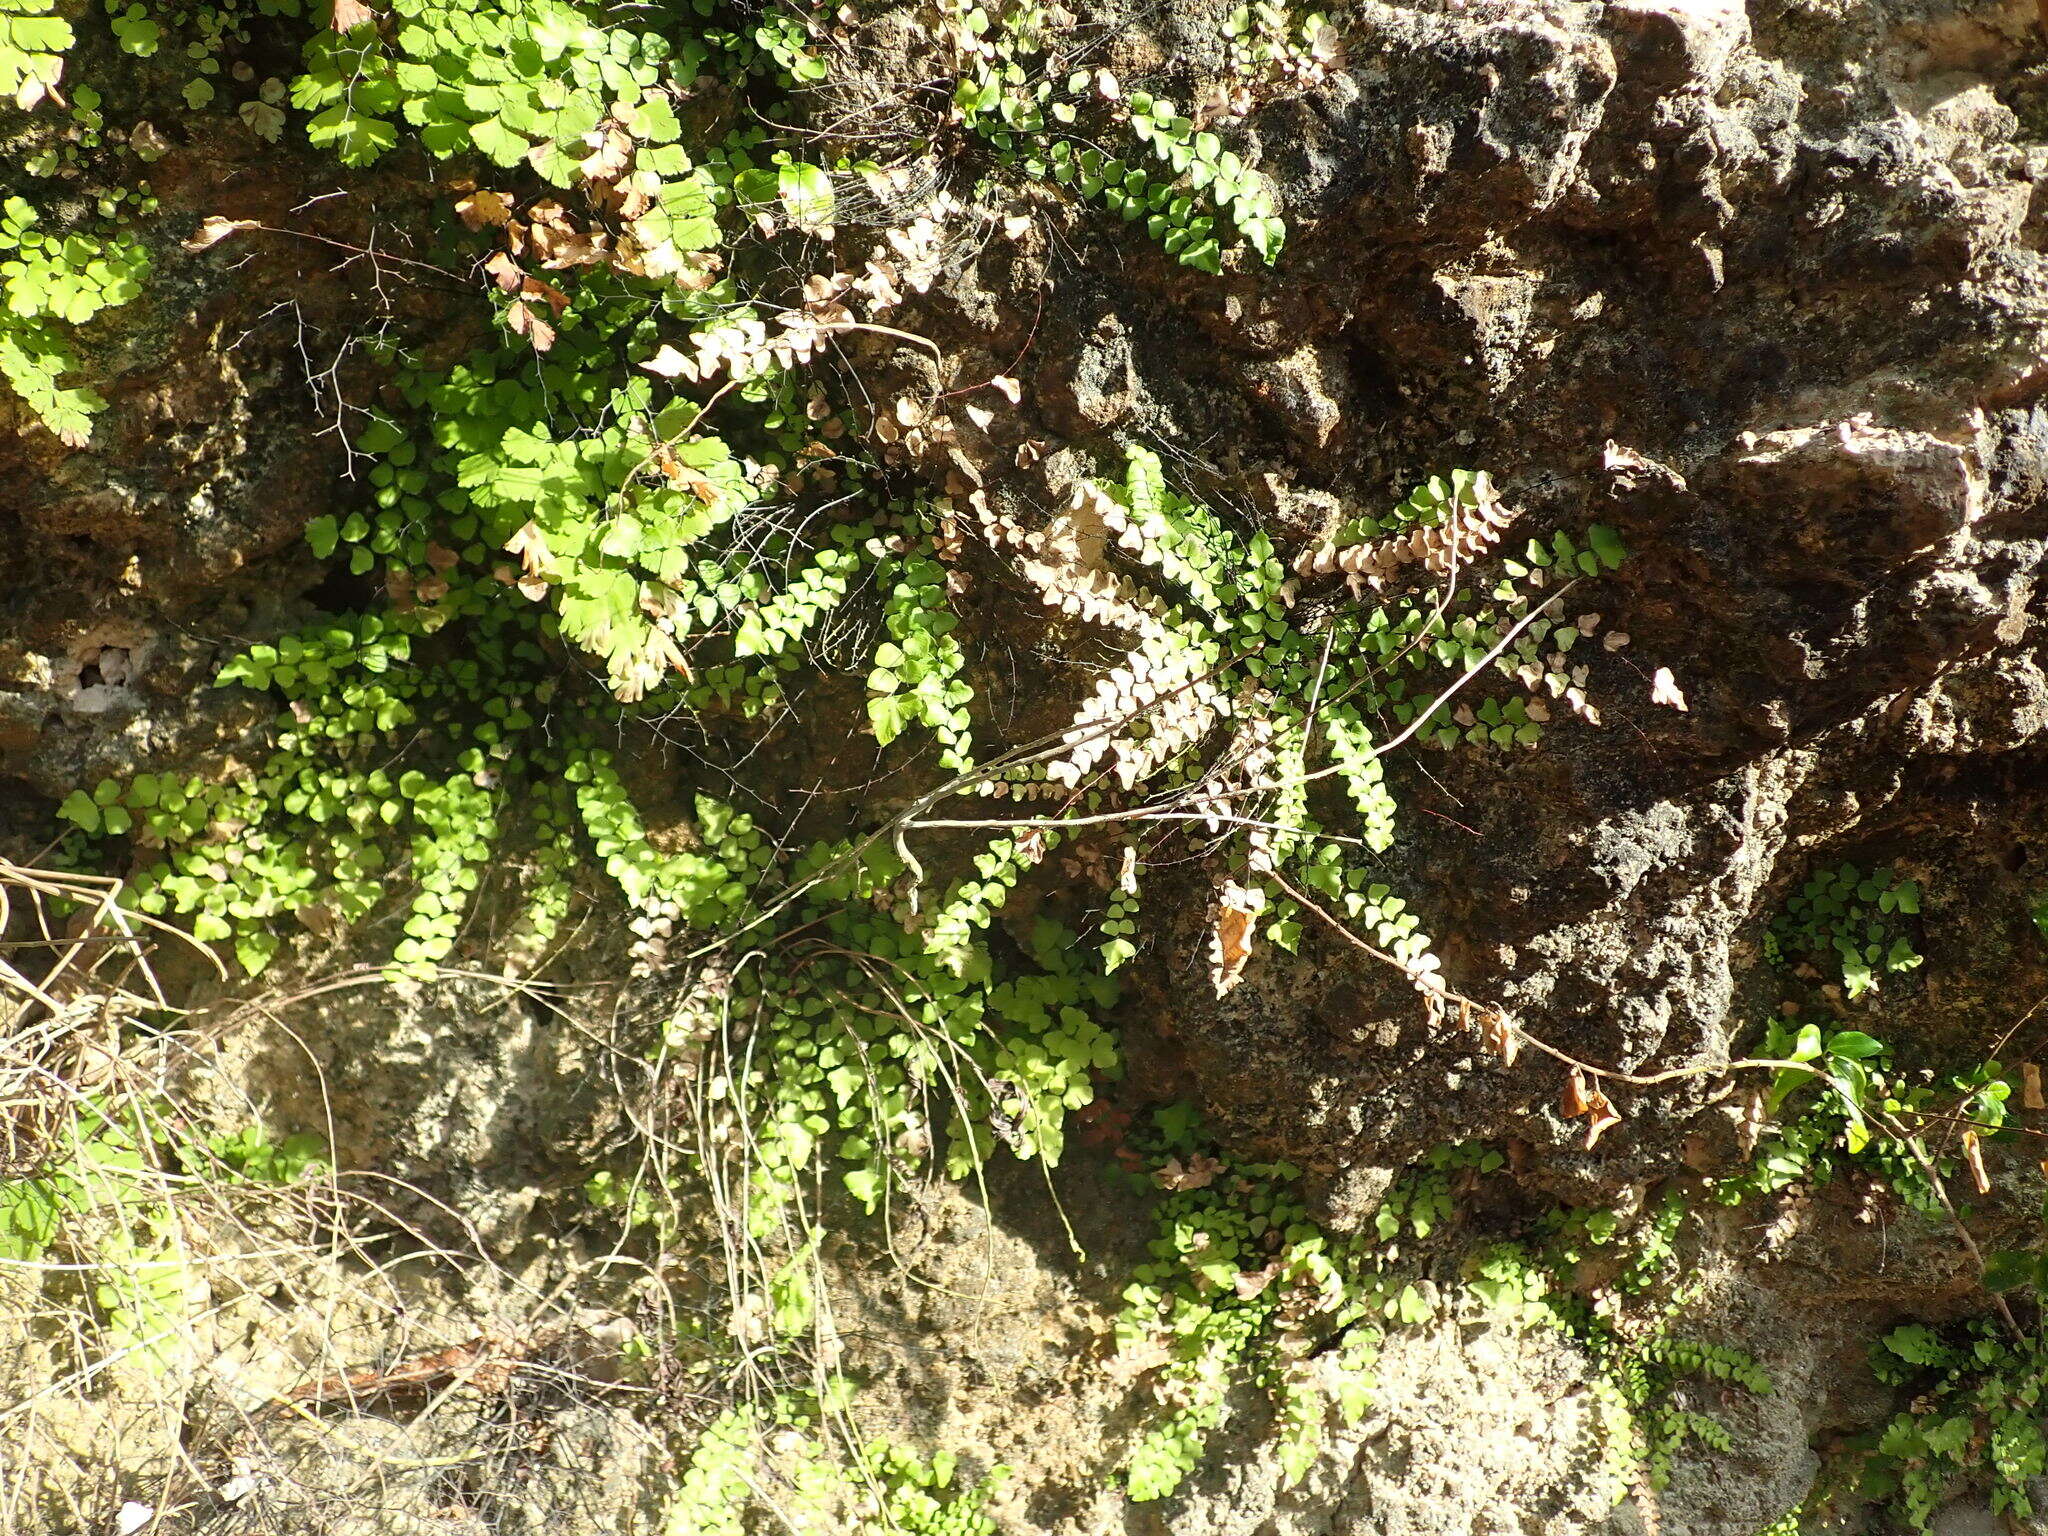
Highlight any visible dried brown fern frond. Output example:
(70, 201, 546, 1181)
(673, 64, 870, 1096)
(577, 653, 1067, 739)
(1294, 472, 1517, 590)
(999, 484, 1175, 639)
(1041, 635, 1224, 791)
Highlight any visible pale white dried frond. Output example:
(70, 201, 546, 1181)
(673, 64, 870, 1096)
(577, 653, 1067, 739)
(1111, 672, 1226, 789)
(971, 775, 1070, 800)
(1072, 474, 1237, 614)
(1043, 635, 1217, 789)
(1020, 558, 1175, 636)
(997, 481, 1177, 640)
(1294, 473, 1517, 587)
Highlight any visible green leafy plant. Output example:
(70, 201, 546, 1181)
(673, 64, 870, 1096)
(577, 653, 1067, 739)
(0, 196, 148, 443)
(29, 0, 1686, 1517)
(292, 0, 709, 178)
(207, 1123, 329, 1184)
(1464, 1223, 1768, 1504)
(941, 0, 1287, 271)
(1768, 861, 1924, 1000)
(1114, 1109, 1437, 1500)
(970, 448, 1625, 1004)
(1860, 1320, 2048, 1529)
(1708, 1020, 2006, 1211)
(1, 1104, 324, 1373)
(664, 1382, 1005, 1536)
(1222, 1, 1337, 88)
(0, 0, 70, 110)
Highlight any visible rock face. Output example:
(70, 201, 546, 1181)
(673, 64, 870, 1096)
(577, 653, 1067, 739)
(950, 0, 2048, 1195)
(6, 2, 2048, 1535)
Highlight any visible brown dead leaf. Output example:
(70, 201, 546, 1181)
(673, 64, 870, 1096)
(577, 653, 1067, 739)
(520, 274, 570, 315)
(2024, 1062, 2043, 1111)
(1210, 886, 1259, 997)
(525, 197, 572, 232)
(676, 251, 723, 290)
(1738, 1084, 1766, 1156)
(1481, 1009, 1519, 1068)
(454, 190, 512, 230)
(1651, 667, 1689, 711)
(1582, 1085, 1621, 1148)
(578, 124, 633, 184)
(484, 251, 525, 293)
(504, 520, 554, 578)
(533, 225, 606, 270)
(1156, 1153, 1223, 1192)
(1963, 1130, 1991, 1194)
(1233, 1263, 1281, 1300)
(1562, 1069, 1592, 1119)
(1076, 1099, 1132, 1149)
(1104, 1337, 1172, 1382)
(505, 301, 555, 352)
(182, 216, 261, 253)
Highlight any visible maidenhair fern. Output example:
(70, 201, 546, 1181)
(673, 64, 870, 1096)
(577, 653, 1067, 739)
(665, 1384, 1005, 1536)
(1865, 1321, 2048, 1529)
(1767, 861, 1924, 1000)
(0, 0, 70, 109)
(1115, 1109, 1406, 1501)
(0, 196, 148, 443)
(869, 541, 976, 772)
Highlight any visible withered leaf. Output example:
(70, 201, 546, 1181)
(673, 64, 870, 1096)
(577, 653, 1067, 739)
(1562, 1069, 1592, 1119)
(483, 251, 525, 293)
(1482, 1009, 1519, 1068)
(504, 520, 553, 578)
(1233, 1263, 1280, 1299)
(639, 344, 692, 378)
(520, 274, 570, 315)
(1210, 891, 1258, 998)
(1156, 1153, 1223, 1192)
(1582, 1086, 1621, 1149)
(578, 126, 634, 184)
(1963, 1130, 1991, 1195)
(182, 215, 261, 253)
(454, 190, 512, 230)
(505, 300, 555, 352)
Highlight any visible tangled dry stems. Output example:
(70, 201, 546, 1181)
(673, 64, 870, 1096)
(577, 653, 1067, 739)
(0, 861, 680, 1536)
